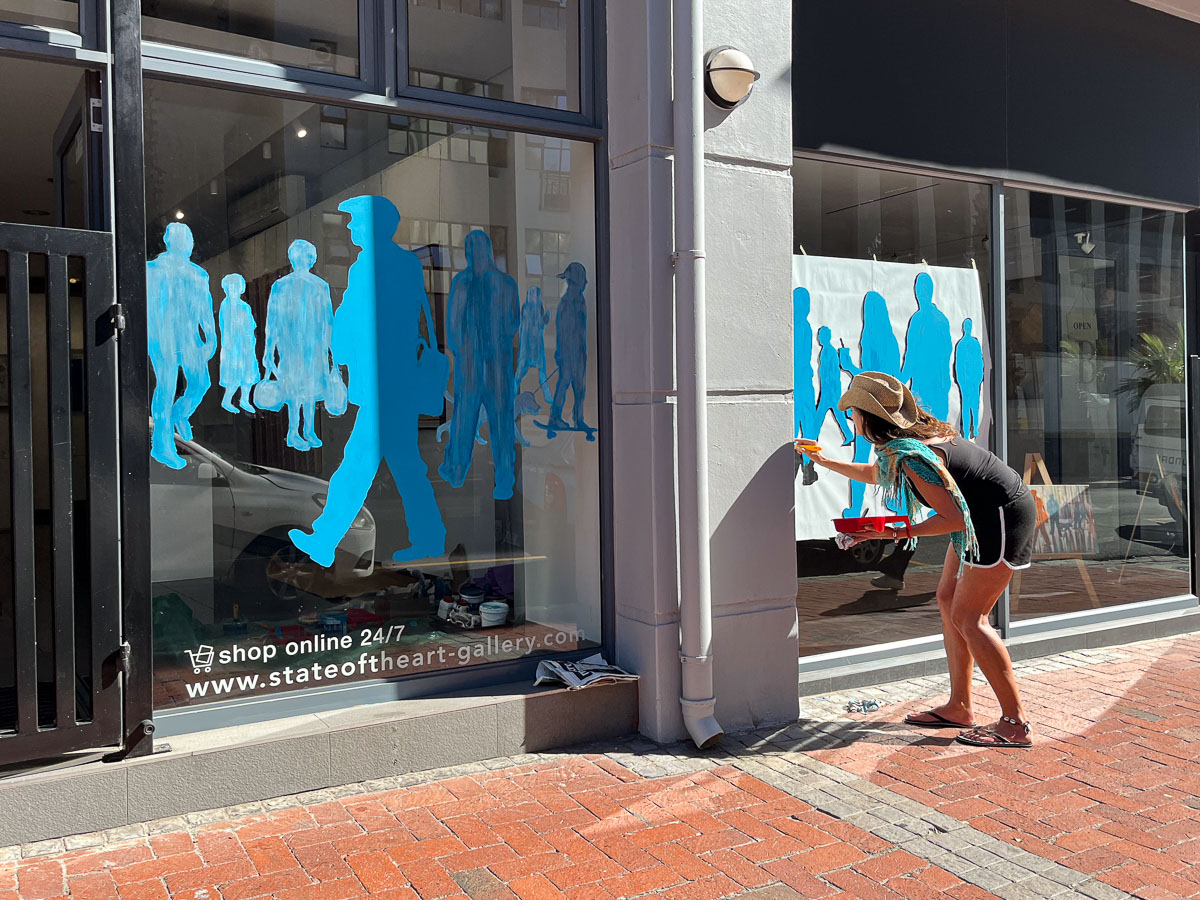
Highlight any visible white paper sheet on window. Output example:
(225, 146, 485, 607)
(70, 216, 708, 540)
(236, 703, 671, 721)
(793, 256, 989, 541)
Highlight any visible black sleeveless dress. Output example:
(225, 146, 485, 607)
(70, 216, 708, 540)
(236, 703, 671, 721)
(924, 438, 1036, 569)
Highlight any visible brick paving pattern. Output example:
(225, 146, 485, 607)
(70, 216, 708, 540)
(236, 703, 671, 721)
(3, 634, 1199, 899)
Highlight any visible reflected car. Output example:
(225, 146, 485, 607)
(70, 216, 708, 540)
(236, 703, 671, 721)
(1130, 382, 1186, 530)
(150, 437, 375, 615)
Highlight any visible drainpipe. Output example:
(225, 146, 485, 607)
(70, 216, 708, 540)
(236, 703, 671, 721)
(673, 0, 724, 750)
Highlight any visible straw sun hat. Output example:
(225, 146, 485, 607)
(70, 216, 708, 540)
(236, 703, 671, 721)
(837, 371, 919, 428)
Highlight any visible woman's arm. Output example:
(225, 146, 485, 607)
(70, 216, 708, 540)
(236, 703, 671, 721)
(796, 443, 877, 484)
(897, 462, 965, 538)
(846, 462, 965, 544)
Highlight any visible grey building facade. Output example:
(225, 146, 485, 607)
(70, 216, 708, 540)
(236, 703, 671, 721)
(1, 0, 1199, 843)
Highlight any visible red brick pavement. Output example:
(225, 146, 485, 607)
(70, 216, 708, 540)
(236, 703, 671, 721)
(1, 758, 984, 900)
(816, 635, 1200, 899)
(6, 634, 1200, 899)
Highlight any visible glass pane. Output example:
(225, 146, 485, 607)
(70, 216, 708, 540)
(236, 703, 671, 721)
(0, 56, 90, 228)
(142, 0, 359, 78)
(408, 0, 581, 112)
(0, 0, 77, 31)
(792, 157, 993, 656)
(1004, 190, 1188, 618)
(144, 79, 600, 710)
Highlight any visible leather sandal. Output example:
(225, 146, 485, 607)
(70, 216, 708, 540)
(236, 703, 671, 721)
(954, 715, 1033, 748)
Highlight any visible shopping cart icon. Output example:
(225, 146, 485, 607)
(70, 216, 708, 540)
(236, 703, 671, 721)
(187, 644, 215, 674)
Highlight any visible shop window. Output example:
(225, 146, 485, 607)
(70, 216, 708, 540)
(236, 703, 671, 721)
(0, 0, 77, 31)
(1004, 190, 1188, 619)
(791, 156, 992, 657)
(408, 0, 581, 112)
(143, 79, 600, 711)
(141, 0, 359, 78)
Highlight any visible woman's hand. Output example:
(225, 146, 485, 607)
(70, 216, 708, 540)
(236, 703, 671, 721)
(845, 530, 885, 546)
(795, 439, 829, 466)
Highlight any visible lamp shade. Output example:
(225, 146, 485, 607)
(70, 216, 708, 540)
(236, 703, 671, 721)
(704, 46, 760, 109)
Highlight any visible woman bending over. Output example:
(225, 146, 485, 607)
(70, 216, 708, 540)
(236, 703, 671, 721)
(799, 371, 1037, 748)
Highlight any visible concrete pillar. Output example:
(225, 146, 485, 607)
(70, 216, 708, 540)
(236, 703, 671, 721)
(607, 0, 798, 741)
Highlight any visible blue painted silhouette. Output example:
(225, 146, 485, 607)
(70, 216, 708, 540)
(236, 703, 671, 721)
(262, 240, 337, 451)
(516, 286, 553, 404)
(217, 273, 259, 414)
(815, 325, 854, 446)
(955, 317, 985, 439)
(793, 287, 817, 442)
(439, 230, 521, 500)
(838, 291, 903, 517)
(147, 222, 217, 469)
(436, 390, 488, 445)
(899, 272, 953, 420)
(540, 262, 596, 441)
(290, 196, 446, 567)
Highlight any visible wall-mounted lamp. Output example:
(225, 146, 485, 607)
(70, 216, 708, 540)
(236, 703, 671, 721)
(703, 46, 760, 109)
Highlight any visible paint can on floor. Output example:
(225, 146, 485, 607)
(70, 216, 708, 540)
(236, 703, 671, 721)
(480, 601, 509, 627)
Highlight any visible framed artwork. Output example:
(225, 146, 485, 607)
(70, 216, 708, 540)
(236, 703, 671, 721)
(1030, 484, 1099, 556)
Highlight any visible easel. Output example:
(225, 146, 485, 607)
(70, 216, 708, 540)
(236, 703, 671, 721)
(1010, 452, 1099, 612)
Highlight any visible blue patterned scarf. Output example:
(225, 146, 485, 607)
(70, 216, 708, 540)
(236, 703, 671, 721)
(874, 438, 980, 561)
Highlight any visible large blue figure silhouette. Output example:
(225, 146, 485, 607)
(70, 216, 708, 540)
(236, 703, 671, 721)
(899, 272, 953, 420)
(516, 286, 552, 404)
(793, 287, 817, 442)
(542, 262, 595, 441)
(263, 240, 336, 451)
(439, 230, 521, 500)
(840, 296, 902, 518)
(147, 222, 217, 469)
(218, 273, 259, 414)
(955, 317, 985, 439)
(814, 325, 854, 446)
(290, 196, 446, 567)
(838, 291, 903, 517)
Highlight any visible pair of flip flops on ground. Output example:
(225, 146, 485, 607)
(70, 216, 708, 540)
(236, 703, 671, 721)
(903, 710, 1033, 748)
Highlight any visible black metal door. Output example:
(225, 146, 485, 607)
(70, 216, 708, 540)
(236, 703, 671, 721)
(0, 223, 121, 766)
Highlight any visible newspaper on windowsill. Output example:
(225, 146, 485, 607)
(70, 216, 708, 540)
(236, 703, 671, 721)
(534, 653, 638, 690)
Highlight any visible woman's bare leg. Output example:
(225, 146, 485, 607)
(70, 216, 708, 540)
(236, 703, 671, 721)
(908, 544, 974, 726)
(950, 563, 1029, 742)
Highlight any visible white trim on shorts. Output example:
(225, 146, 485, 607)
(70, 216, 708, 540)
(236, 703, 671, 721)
(960, 506, 1031, 571)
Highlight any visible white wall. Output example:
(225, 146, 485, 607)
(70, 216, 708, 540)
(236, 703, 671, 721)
(607, 0, 798, 741)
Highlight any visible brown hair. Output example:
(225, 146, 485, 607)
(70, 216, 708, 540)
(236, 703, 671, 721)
(856, 407, 958, 445)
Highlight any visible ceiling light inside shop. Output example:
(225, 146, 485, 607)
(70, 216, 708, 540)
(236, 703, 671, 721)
(296, 126, 308, 138)
(174, 210, 185, 220)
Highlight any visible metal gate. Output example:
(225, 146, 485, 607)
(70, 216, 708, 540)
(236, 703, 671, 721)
(0, 223, 122, 766)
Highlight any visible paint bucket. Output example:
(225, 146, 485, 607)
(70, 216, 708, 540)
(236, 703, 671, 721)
(479, 601, 509, 627)
(437, 598, 454, 620)
(459, 584, 485, 609)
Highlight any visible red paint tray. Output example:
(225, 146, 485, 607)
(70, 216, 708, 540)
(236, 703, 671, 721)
(833, 515, 911, 536)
